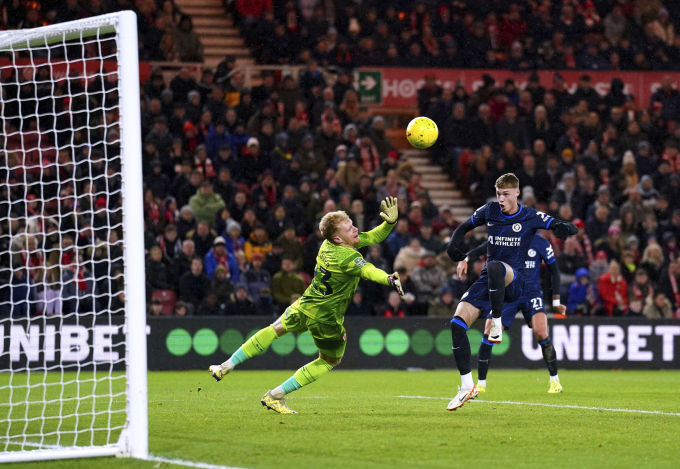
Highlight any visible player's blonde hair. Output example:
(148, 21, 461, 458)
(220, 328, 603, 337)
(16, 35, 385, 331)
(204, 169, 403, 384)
(319, 210, 351, 241)
(495, 173, 520, 189)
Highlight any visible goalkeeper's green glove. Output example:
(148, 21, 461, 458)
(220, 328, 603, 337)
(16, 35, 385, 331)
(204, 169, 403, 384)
(388, 272, 405, 297)
(380, 196, 398, 224)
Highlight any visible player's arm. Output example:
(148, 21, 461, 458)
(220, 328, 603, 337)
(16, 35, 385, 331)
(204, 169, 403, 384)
(357, 197, 398, 248)
(548, 218, 578, 240)
(456, 241, 487, 279)
(546, 260, 566, 315)
(342, 253, 404, 296)
(446, 218, 475, 261)
(358, 262, 404, 296)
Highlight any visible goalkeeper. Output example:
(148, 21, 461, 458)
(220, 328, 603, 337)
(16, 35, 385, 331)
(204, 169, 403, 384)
(209, 197, 404, 414)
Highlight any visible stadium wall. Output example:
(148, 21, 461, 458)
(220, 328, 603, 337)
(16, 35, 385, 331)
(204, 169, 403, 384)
(356, 67, 675, 108)
(148, 317, 680, 371)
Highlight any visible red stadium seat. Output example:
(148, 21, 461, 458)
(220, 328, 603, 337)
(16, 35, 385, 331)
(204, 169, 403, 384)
(152, 289, 177, 316)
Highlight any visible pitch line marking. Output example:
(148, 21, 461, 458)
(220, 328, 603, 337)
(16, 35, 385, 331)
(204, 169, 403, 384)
(147, 454, 248, 469)
(395, 395, 680, 417)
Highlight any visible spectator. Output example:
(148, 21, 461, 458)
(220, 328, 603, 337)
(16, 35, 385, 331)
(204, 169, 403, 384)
(277, 223, 303, 269)
(244, 224, 272, 263)
(173, 15, 203, 62)
(271, 255, 305, 309)
(243, 252, 271, 303)
(204, 236, 240, 282)
(643, 290, 674, 319)
(187, 221, 216, 258)
(149, 298, 165, 316)
(178, 257, 210, 313)
(428, 285, 458, 317)
(227, 284, 257, 315)
(597, 259, 629, 316)
(146, 245, 175, 296)
(346, 288, 373, 316)
(411, 250, 448, 305)
(381, 291, 406, 318)
(567, 268, 600, 315)
(211, 265, 235, 309)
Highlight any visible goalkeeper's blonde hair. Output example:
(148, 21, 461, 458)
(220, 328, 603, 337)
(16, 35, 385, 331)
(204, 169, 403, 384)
(319, 210, 351, 242)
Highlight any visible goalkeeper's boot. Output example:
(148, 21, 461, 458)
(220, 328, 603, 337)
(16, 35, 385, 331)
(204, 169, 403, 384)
(261, 391, 298, 414)
(209, 365, 229, 382)
(488, 317, 503, 344)
(446, 385, 478, 411)
(476, 384, 486, 393)
(548, 381, 563, 394)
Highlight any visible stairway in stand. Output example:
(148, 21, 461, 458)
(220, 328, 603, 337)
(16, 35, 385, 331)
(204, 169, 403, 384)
(175, 0, 255, 69)
(404, 149, 473, 223)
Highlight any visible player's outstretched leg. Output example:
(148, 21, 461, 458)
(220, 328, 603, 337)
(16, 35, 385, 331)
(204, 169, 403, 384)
(262, 355, 336, 414)
(448, 317, 478, 411)
(486, 261, 506, 343)
(539, 337, 562, 393)
(210, 325, 280, 381)
(477, 334, 494, 392)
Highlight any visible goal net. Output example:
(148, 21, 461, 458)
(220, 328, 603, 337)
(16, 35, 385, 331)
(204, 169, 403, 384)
(0, 11, 147, 462)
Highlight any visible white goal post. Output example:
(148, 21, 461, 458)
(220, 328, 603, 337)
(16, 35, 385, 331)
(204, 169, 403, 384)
(0, 11, 147, 462)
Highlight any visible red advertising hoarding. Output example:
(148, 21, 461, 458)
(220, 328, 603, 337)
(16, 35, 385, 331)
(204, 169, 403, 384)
(360, 67, 676, 109)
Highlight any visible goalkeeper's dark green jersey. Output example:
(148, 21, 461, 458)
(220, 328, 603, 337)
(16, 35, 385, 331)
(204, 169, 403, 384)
(290, 222, 394, 326)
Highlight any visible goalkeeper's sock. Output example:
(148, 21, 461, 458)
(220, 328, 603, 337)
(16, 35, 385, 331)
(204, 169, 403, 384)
(222, 326, 279, 371)
(487, 261, 506, 318)
(477, 335, 493, 381)
(539, 337, 559, 378)
(272, 357, 334, 398)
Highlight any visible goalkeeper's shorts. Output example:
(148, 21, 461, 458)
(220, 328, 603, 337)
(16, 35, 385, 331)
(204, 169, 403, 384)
(280, 307, 347, 358)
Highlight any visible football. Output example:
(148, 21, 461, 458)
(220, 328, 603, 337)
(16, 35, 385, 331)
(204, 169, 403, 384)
(406, 116, 439, 149)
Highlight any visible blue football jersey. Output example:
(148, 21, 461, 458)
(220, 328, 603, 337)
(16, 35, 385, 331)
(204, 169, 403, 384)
(469, 202, 554, 276)
(522, 234, 556, 287)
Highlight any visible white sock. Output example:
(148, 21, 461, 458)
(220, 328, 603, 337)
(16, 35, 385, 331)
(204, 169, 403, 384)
(460, 372, 474, 390)
(492, 317, 502, 330)
(550, 374, 559, 383)
(221, 359, 235, 372)
(477, 379, 487, 388)
(270, 386, 285, 399)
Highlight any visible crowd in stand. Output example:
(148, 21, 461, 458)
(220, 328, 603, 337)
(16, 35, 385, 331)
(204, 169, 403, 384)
(233, 0, 680, 71)
(1, 1, 679, 320)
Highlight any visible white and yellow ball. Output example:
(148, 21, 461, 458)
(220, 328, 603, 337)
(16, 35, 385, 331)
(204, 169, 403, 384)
(406, 116, 438, 149)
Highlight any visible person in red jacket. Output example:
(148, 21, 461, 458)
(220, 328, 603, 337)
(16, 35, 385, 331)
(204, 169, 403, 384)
(597, 259, 629, 316)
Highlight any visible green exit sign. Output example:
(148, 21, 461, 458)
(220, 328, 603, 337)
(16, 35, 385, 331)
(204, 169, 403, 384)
(358, 70, 382, 105)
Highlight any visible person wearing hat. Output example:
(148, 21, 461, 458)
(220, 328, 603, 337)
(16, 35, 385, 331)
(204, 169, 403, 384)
(204, 235, 239, 282)
(446, 173, 577, 409)
(567, 268, 599, 315)
(210, 197, 405, 414)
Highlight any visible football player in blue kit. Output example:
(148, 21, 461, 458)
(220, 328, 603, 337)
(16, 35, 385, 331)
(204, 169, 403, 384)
(445, 173, 577, 411)
(458, 233, 566, 395)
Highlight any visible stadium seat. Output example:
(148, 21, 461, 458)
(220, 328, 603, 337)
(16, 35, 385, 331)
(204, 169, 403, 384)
(152, 289, 177, 316)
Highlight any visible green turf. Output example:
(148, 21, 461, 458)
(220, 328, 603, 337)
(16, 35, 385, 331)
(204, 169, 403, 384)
(3, 369, 680, 468)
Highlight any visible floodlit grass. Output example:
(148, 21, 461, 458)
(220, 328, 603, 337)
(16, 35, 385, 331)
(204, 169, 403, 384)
(3, 369, 680, 468)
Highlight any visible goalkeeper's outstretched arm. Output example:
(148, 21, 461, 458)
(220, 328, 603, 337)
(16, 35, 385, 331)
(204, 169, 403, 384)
(357, 197, 399, 247)
(359, 263, 404, 297)
(446, 218, 475, 261)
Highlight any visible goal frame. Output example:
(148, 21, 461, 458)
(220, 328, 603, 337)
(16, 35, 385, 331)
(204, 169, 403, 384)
(0, 11, 147, 462)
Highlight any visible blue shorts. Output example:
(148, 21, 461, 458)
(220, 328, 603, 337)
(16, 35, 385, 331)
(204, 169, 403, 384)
(484, 286, 545, 329)
(459, 270, 523, 316)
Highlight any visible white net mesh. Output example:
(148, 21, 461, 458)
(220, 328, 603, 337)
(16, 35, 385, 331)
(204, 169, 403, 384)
(0, 20, 130, 454)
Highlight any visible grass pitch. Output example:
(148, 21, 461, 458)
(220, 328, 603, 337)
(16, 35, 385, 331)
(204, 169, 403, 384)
(5, 369, 680, 468)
